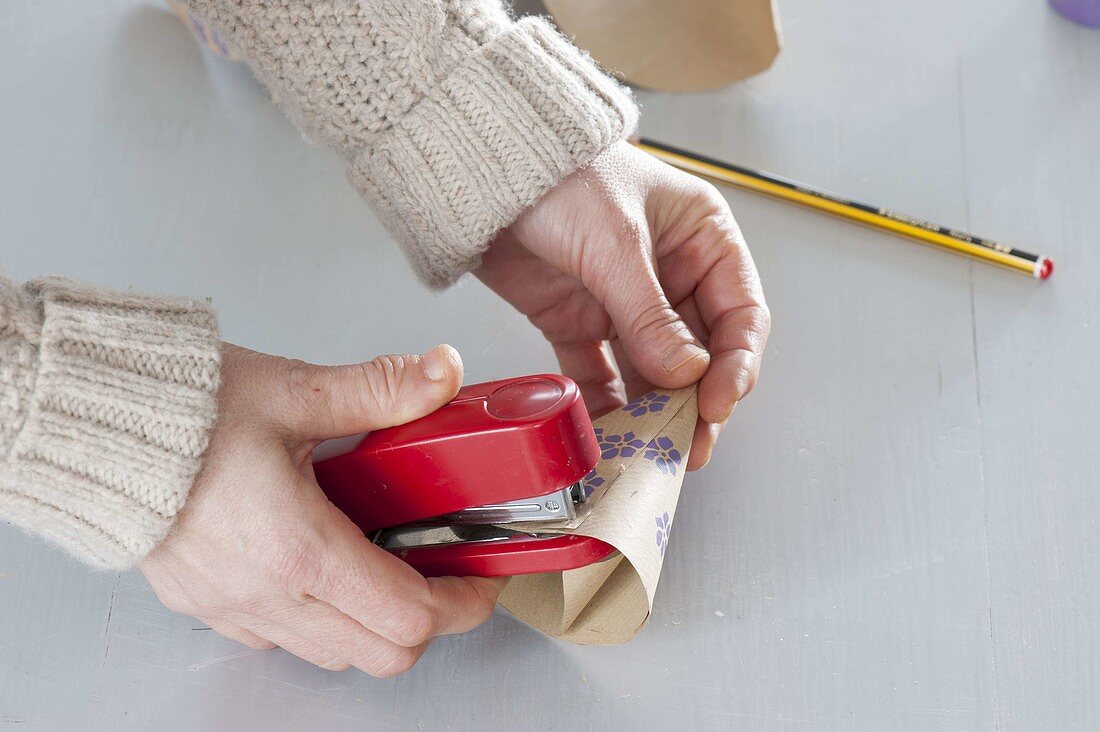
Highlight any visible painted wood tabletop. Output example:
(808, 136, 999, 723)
(2, 0, 1097, 729)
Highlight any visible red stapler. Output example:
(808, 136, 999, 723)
(312, 374, 617, 578)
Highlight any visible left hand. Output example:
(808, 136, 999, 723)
(141, 344, 504, 676)
(476, 141, 770, 470)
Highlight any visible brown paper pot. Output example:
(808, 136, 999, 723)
(500, 387, 698, 644)
(542, 0, 782, 92)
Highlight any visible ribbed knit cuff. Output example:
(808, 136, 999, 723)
(0, 279, 221, 569)
(349, 17, 639, 289)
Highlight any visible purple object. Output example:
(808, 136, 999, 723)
(1050, 0, 1100, 27)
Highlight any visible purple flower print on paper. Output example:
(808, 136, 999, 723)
(622, 391, 671, 417)
(643, 436, 683, 475)
(581, 469, 604, 498)
(656, 512, 672, 556)
(598, 431, 645, 460)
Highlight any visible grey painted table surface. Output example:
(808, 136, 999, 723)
(2, 0, 1098, 729)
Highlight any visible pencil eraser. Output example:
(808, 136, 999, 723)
(1039, 257, 1054, 280)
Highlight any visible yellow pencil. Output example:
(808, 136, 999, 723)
(632, 137, 1053, 280)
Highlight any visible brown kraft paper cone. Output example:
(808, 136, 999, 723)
(500, 386, 698, 644)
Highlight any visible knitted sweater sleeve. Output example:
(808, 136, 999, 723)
(0, 276, 221, 569)
(181, 0, 639, 288)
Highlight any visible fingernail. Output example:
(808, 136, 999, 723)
(422, 346, 448, 382)
(662, 343, 709, 374)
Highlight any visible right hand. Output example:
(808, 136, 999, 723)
(141, 343, 505, 677)
(477, 142, 770, 470)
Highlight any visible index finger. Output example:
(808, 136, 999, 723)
(656, 196, 769, 425)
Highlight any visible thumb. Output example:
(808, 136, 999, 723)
(602, 256, 710, 390)
(283, 344, 463, 439)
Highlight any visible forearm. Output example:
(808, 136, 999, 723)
(182, 0, 638, 287)
(0, 275, 221, 569)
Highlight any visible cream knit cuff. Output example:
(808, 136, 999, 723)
(349, 17, 639, 288)
(0, 279, 221, 569)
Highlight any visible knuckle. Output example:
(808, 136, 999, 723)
(389, 602, 437, 647)
(626, 299, 680, 341)
(743, 302, 771, 346)
(704, 185, 732, 214)
(371, 647, 421, 679)
(726, 344, 764, 397)
(698, 209, 744, 250)
(356, 355, 408, 418)
(734, 360, 759, 394)
(712, 209, 741, 238)
(756, 302, 773, 337)
(684, 184, 743, 243)
(690, 178, 730, 212)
